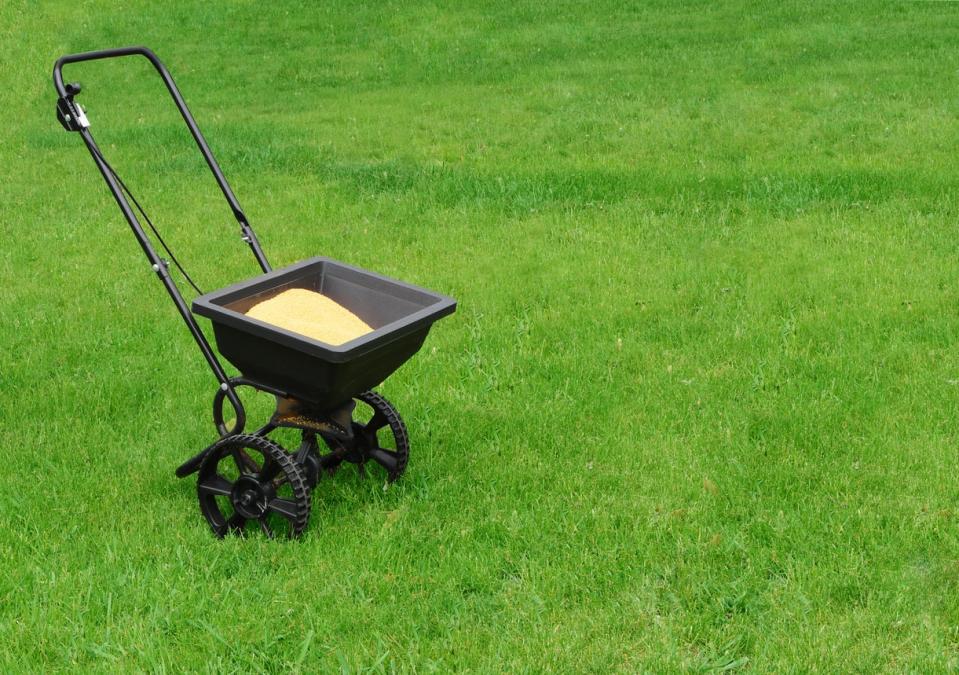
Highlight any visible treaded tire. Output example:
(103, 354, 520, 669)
(197, 434, 311, 539)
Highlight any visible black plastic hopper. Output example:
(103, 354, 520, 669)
(193, 257, 456, 409)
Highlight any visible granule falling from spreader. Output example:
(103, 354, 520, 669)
(246, 288, 373, 346)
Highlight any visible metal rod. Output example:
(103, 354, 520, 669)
(53, 45, 271, 272)
(77, 125, 246, 430)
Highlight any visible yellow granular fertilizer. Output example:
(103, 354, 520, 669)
(246, 288, 373, 346)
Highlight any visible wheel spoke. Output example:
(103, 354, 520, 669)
(364, 409, 389, 433)
(261, 455, 282, 481)
(258, 519, 275, 539)
(198, 474, 233, 496)
(267, 498, 300, 521)
(368, 448, 399, 474)
(219, 512, 246, 536)
(232, 448, 259, 474)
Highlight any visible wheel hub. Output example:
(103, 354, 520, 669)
(230, 475, 271, 519)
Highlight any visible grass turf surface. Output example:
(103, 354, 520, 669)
(3, 0, 959, 670)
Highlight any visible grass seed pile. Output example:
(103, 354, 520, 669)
(245, 288, 373, 346)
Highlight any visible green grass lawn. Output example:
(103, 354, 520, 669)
(3, 0, 959, 670)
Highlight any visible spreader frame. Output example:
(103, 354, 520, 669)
(53, 46, 455, 538)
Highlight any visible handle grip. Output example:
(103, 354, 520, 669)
(54, 46, 162, 97)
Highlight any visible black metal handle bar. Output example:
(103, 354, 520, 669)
(53, 45, 270, 272)
(53, 46, 259, 453)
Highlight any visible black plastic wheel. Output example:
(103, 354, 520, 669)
(312, 391, 410, 482)
(197, 434, 311, 539)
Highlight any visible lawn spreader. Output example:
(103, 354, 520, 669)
(53, 47, 456, 539)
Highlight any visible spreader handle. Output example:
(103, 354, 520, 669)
(53, 46, 270, 273)
(53, 46, 260, 454)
